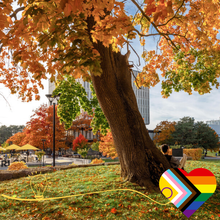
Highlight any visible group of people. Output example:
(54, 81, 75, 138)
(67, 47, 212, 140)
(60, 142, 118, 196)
(161, 144, 187, 170)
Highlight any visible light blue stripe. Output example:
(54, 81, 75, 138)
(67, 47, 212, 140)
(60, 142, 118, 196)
(167, 169, 192, 208)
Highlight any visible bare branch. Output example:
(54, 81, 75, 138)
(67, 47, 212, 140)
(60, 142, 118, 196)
(0, 92, 11, 110)
(10, 7, 25, 20)
(132, 28, 187, 39)
(131, 68, 141, 89)
(128, 41, 141, 66)
(158, 0, 186, 26)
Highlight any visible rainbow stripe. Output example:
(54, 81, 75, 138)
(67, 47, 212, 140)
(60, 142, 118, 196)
(159, 168, 217, 218)
(183, 169, 217, 218)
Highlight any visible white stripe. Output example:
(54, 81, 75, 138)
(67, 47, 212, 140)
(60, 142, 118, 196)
(163, 173, 183, 203)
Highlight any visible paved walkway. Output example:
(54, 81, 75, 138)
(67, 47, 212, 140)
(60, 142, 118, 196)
(1, 156, 219, 171)
(0, 156, 92, 170)
(204, 156, 220, 160)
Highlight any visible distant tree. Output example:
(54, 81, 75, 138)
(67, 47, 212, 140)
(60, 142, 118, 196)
(6, 104, 68, 151)
(171, 117, 198, 146)
(194, 122, 220, 152)
(0, 125, 25, 144)
(22, 104, 68, 150)
(99, 130, 118, 159)
(91, 141, 100, 152)
(153, 121, 176, 145)
(6, 132, 26, 146)
(72, 134, 89, 158)
(71, 111, 93, 131)
(1, 142, 9, 149)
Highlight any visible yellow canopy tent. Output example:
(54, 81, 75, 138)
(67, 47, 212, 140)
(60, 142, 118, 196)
(5, 144, 21, 150)
(16, 144, 40, 151)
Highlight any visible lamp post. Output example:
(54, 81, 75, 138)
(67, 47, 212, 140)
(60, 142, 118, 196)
(41, 139, 46, 166)
(46, 94, 60, 167)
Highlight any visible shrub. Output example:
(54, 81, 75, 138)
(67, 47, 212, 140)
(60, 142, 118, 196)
(8, 161, 28, 171)
(35, 151, 45, 161)
(90, 158, 104, 164)
(72, 134, 89, 157)
(183, 148, 203, 160)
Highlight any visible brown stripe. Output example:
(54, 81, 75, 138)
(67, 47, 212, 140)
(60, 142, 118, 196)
(170, 169, 200, 211)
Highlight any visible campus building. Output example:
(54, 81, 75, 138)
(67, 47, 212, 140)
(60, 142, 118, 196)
(206, 119, 220, 141)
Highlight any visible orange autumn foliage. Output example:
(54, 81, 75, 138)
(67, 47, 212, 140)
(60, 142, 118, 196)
(71, 111, 93, 131)
(99, 130, 118, 159)
(0, 0, 219, 102)
(7, 104, 69, 151)
(153, 121, 176, 145)
(8, 161, 28, 171)
(90, 158, 105, 164)
(6, 132, 26, 146)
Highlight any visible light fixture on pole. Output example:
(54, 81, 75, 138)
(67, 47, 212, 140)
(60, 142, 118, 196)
(45, 94, 60, 167)
(41, 139, 46, 166)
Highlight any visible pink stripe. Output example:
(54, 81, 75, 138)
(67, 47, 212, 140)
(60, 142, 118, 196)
(166, 172, 187, 205)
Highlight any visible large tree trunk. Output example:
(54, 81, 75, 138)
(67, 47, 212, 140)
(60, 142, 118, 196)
(90, 41, 171, 191)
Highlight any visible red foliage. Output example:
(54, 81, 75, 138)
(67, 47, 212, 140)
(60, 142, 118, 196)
(72, 134, 88, 151)
(6, 104, 69, 151)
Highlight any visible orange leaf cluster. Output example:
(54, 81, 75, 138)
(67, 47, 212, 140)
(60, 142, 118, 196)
(144, 0, 173, 23)
(8, 161, 28, 171)
(153, 121, 176, 145)
(0, 0, 220, 101)
(99, 130, 118, 159)
(6, 104, 69, 151)
(90, 158, 104, 164)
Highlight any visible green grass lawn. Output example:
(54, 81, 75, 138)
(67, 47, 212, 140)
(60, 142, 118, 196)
(102, 158, 119, 163)
(205, 150, 220, 157)
(0, 160, 219, 220)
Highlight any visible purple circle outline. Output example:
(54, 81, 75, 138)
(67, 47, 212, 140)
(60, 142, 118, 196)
(161, 187, 173, 199)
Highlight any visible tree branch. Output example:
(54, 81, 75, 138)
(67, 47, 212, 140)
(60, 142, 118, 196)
(10, 7, 25, 20)
(130, 0, 178, 50)
(132, 28, 187, 39)
(0, 93, 11, 110)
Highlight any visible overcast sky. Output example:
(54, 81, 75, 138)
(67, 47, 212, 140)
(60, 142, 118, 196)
(0, 2, 219, 130)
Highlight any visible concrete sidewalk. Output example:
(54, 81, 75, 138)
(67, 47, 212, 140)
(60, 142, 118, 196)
(0, 156, 91, 170)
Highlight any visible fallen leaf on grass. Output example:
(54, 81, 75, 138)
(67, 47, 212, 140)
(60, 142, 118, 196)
(111, 208, 117, 214)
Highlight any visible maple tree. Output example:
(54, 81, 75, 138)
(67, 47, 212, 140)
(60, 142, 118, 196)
(7, 104, 69, 151)
(6, 131, 26, 146)
(99, 129, 118, 159)
(0, 0, 220, 190)
(153, 120, 176, 145)
(0, 125, 25, 144)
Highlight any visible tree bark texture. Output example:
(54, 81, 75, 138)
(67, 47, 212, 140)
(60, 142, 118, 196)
(86, 16, 171, 191)
(90, 43, 171, 191)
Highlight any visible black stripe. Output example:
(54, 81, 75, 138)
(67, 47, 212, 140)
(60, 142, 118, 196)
(173, 168, 201, 212)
